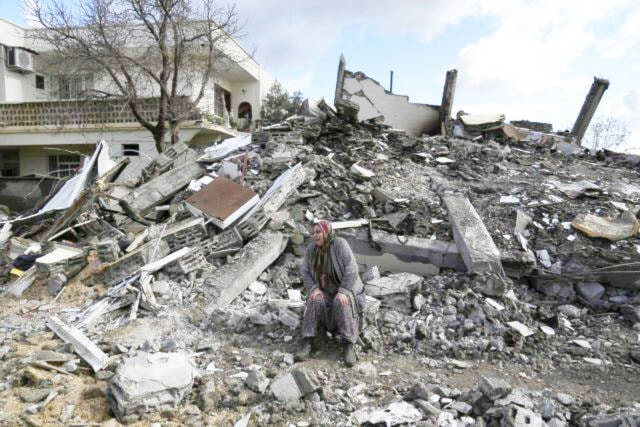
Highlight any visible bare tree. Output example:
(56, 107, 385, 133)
(583, 116, 631, 152)
(28, 0, 243, 152)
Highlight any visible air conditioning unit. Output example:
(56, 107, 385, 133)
(7, 47, 35, 73)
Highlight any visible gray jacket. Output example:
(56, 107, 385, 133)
(300, 237, 366, 313)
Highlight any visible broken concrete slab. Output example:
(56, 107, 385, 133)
(345, 229, 457, 277)
(243, 162, 307, 221)
(369, 228, 465, 271)
(5, 266, 38, 299)
(337, 57, 440, 136)
(479, 375, 512, 401)
(365, 273, 422, 297)
(46, 315, 108, 372)
(443, 195, 505, 276)
(270, 372, 302, 402)
(204, 231, 288, 312)
(122, 161, 205, 215)
(106, 352, 197, 421)
(197, 134, 252, 163)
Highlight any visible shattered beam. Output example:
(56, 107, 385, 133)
(443, 194, 505, 275)
(571, 77, 610, 145)
(440, 69, 458, 135)
(204, 231, 288, 312)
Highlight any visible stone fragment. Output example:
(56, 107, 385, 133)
(270, 372, 302, 402)
(278, 309, 300, 329)
(557, 304, 582, 318)
(576, 282, 605, 304)
(20, 388, 52, 403)
(413, 399, 441, 417)
(479, 375, 512, 401)
(292, 368, 320, 395)
(246, 369, 270, 394)
(443, 195, 504, 275)
(354, 361, 377, 377)
(450, 400, 473, 415)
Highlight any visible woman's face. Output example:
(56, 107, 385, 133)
(313, 225, 326, 247)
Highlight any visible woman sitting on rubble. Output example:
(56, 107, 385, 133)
(295, 220, 366, 367)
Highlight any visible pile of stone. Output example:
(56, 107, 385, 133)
(398, 374, 640, 426)
(0, 92, 639, 425)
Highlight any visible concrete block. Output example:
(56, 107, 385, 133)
(443, 195, 504, 275)
(106, 352, 197, 422)
(504, 405, 545, 427)
(123, 161, 204, 215)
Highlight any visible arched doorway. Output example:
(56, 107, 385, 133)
(238, 102, 252, 131)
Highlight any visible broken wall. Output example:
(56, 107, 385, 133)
(336, 57, 440, 136)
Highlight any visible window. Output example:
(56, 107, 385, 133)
(58, 75, 94, 99)
(0, 150, 20, 177)
(35, 74, 45, 90)
(49, 155, 82, 178)
(122, 144, 140, 156)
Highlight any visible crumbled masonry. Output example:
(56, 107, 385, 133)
(0, 85, 639, 425)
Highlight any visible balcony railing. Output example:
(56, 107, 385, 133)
(0, 96, 201, 128)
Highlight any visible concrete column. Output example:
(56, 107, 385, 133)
(439, 69, 458, 136)
(334, 55, 346, 105)
(571, 77, 610, 145)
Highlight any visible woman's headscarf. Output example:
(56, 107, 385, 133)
(312, 220, 339, 291)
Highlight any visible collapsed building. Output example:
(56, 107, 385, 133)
(0, 56, 638, 426)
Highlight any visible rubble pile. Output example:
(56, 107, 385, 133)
(0, 99, 639, 425)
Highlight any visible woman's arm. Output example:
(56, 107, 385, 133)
(336, 239, 359, 295)
(300, 245, 319, 295)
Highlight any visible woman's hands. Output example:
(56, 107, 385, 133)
(334, 292, 348, 307)
(309, 289, 348, 307)
(310, 288, 323, 301)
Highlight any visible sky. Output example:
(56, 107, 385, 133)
(4, 0, 640, 151)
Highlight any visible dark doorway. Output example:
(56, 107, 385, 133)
(238, 102, 252, 131)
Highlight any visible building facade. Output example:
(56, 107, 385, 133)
(0, 17, 273, 180)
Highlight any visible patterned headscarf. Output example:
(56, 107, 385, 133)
(312, 220, 339, 291)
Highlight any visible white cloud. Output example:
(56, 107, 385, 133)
(280, 71, 314, 93)
(599, 9, 640, 58)
(455, 0, 634, 95)
(233, 0, 487, 70)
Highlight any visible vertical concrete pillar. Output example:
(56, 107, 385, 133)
(571, 77, 610, 145)
(334, 55, 346, 105)
(440, 69, 458, 136)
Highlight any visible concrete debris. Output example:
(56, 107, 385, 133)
(443, 195, 505, 276)
(204, 231, 288, 311)
(46, 315, 109, 372)
(365, 272, 422, 297)
(106, 352, 197, 422)
(0, 59, 638, 426)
